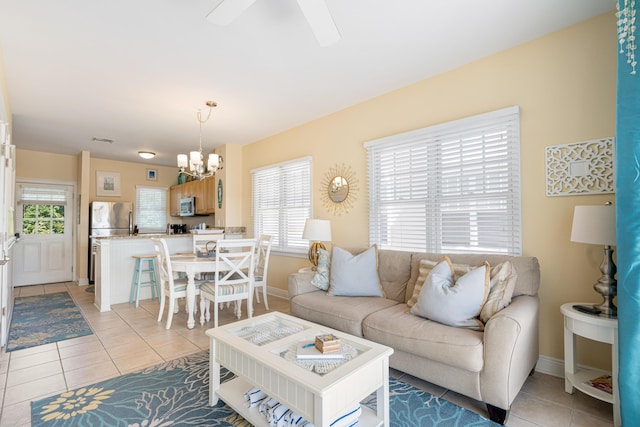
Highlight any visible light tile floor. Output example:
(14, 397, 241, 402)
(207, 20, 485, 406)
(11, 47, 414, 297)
(0, 282, 614, 427)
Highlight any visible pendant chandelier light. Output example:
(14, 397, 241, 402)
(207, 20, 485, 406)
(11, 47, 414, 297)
(177, 101, 223, 180)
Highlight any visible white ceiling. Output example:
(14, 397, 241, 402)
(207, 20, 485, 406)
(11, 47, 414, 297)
(0, 0, 615, 167)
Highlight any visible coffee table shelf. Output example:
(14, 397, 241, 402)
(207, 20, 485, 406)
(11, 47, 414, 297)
(218, 376, 383, 427)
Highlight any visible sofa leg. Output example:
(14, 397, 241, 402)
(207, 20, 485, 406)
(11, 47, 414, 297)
(486, 404, 509, 425)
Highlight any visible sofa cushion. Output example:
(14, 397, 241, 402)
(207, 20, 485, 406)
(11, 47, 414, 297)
(363, 304, 484, 372)
(407, 253, 540, 302)
(328, 245, 385, 297)
(310, 248, 331, 291)
(378, 250, 412, 303)
(290, 292, 399, 337)
(410, 257, 489, 330)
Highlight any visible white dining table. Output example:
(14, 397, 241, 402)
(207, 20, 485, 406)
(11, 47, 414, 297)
(170, 254, 216, 329)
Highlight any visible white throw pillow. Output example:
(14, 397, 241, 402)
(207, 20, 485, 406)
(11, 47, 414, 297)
(328, 245, 385, 297)
(310, 248, 331, 291)
(407, 259, 472, 308)
(410, 256, 490, 330)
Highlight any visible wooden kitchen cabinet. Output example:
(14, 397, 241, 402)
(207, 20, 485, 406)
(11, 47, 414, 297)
(169, 177, 216, 216)
(169, 184, 183, 216)
(204, 177, 216, 214)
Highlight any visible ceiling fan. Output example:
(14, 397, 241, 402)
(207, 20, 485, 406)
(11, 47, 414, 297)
(207, 0, 340, 47)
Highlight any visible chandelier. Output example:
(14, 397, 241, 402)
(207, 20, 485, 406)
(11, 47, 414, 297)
(176, 101, 223, 180)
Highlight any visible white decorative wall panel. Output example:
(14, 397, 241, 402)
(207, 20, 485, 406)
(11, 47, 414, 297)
(545, 137, 615, 197)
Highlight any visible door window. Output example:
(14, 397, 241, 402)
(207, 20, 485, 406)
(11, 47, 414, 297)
(22, 204, 65, 235)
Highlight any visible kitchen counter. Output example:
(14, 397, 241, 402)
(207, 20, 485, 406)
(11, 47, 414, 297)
(94, 227, 243, 240)
(94, 233, 193, 240)
(94, 235, 192, 312)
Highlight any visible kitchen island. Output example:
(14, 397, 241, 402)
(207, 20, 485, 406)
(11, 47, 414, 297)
(94, 234, 192, 312)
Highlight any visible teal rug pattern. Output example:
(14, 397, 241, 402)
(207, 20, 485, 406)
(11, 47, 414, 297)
(31, 351, 499, 426)
(7, 292, 93, 352)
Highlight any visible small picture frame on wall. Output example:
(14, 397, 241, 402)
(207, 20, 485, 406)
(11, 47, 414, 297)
(146, 169, 158, 181)
(96, 171, 121, 197)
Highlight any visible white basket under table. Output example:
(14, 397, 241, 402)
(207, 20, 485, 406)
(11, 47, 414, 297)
(206, 312, 394, 427)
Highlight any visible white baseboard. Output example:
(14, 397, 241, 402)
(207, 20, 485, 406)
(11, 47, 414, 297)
(77, 278, 89, 286)
(266, 286, 288, 299)
(535, 354, 609, 379)
(535, 355, 565, 378)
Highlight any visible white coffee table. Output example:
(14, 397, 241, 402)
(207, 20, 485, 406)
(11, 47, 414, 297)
(206, 312, 394, 427)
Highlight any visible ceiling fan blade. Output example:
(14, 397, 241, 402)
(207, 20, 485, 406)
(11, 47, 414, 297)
(296, 0, 340, 47)
(206, 0, 258, 25)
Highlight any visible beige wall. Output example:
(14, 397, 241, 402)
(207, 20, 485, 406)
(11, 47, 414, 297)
(16, 149, 79, 182)
(242, 12, 617, 369)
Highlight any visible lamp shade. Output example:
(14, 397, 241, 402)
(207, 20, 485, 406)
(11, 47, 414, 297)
(177, 154, 188, 168)
(302, 219, 332, 242)
(570, 205, 616, 246)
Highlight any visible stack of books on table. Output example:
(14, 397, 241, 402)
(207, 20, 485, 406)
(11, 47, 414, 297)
(296, 334, 343, 360)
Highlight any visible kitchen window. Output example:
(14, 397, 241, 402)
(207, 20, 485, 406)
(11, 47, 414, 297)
(366, 106, 522, 255)
(251, 157, 312, 255)
(136, 186, 168, 233)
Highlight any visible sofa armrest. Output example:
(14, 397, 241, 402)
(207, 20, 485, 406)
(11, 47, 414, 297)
(288, 271, 321, 299)
(480, 295, 539, 410)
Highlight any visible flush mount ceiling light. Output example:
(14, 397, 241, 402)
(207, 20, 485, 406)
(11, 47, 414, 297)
(138, 151, 156, 160)
(176, 101, 223, 180)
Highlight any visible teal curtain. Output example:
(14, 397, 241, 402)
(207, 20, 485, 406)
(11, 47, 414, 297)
(616, 1, 640, 424)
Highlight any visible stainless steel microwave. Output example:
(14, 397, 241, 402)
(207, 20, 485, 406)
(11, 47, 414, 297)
(180, 197, 195, 216)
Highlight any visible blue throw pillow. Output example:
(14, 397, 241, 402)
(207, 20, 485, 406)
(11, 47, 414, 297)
(327, 245, 385, 297)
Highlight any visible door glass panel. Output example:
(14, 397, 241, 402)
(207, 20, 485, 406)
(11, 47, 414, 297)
(22, 204, 65, 235)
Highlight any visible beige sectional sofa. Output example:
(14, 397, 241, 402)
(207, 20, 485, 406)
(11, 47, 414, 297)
(288, 249, 540, 425)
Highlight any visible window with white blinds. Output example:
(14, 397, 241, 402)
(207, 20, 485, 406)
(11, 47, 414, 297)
(252, 157, 312, 255)
(135, 186, 168, 233)
(366, 106, 522, 255)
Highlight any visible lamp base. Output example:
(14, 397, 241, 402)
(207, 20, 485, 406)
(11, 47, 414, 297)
(593, 246, 617, 318)
(308, 242, 326, 269)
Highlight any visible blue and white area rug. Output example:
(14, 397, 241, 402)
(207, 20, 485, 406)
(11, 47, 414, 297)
(31, 351, 498, 426)
(7, 291, 93, 352)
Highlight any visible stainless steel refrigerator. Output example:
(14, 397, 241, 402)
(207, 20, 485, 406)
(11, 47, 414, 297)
(88, 201, 133, 283)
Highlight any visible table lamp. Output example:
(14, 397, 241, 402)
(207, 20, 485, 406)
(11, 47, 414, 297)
(302, 219, 332, 269)
(570, 202, 617, 317)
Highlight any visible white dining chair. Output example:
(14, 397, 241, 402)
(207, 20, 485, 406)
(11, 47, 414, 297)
(199, 238, 256, 328)
(151, 238, 203, 330)
(192, 233, 222, 280)
(192, 233, 222, 255)
(252, 234, 273, 310)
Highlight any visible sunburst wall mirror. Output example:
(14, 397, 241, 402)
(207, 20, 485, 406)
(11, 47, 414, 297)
(320, 163, 359, 215)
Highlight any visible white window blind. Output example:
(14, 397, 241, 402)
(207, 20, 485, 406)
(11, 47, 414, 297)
(135, 186, 167, 233)
(252, 157, 312, 255)
(366, 106, 522, 255)
(17, 184, 67, 205)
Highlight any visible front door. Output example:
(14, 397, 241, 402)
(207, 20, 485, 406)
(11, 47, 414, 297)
(13, 181, 74, 286)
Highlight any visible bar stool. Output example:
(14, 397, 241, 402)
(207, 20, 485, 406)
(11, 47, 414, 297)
(130, 255, 160, 307)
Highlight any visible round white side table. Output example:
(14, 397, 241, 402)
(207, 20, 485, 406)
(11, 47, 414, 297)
(560, 303, 619, 427)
